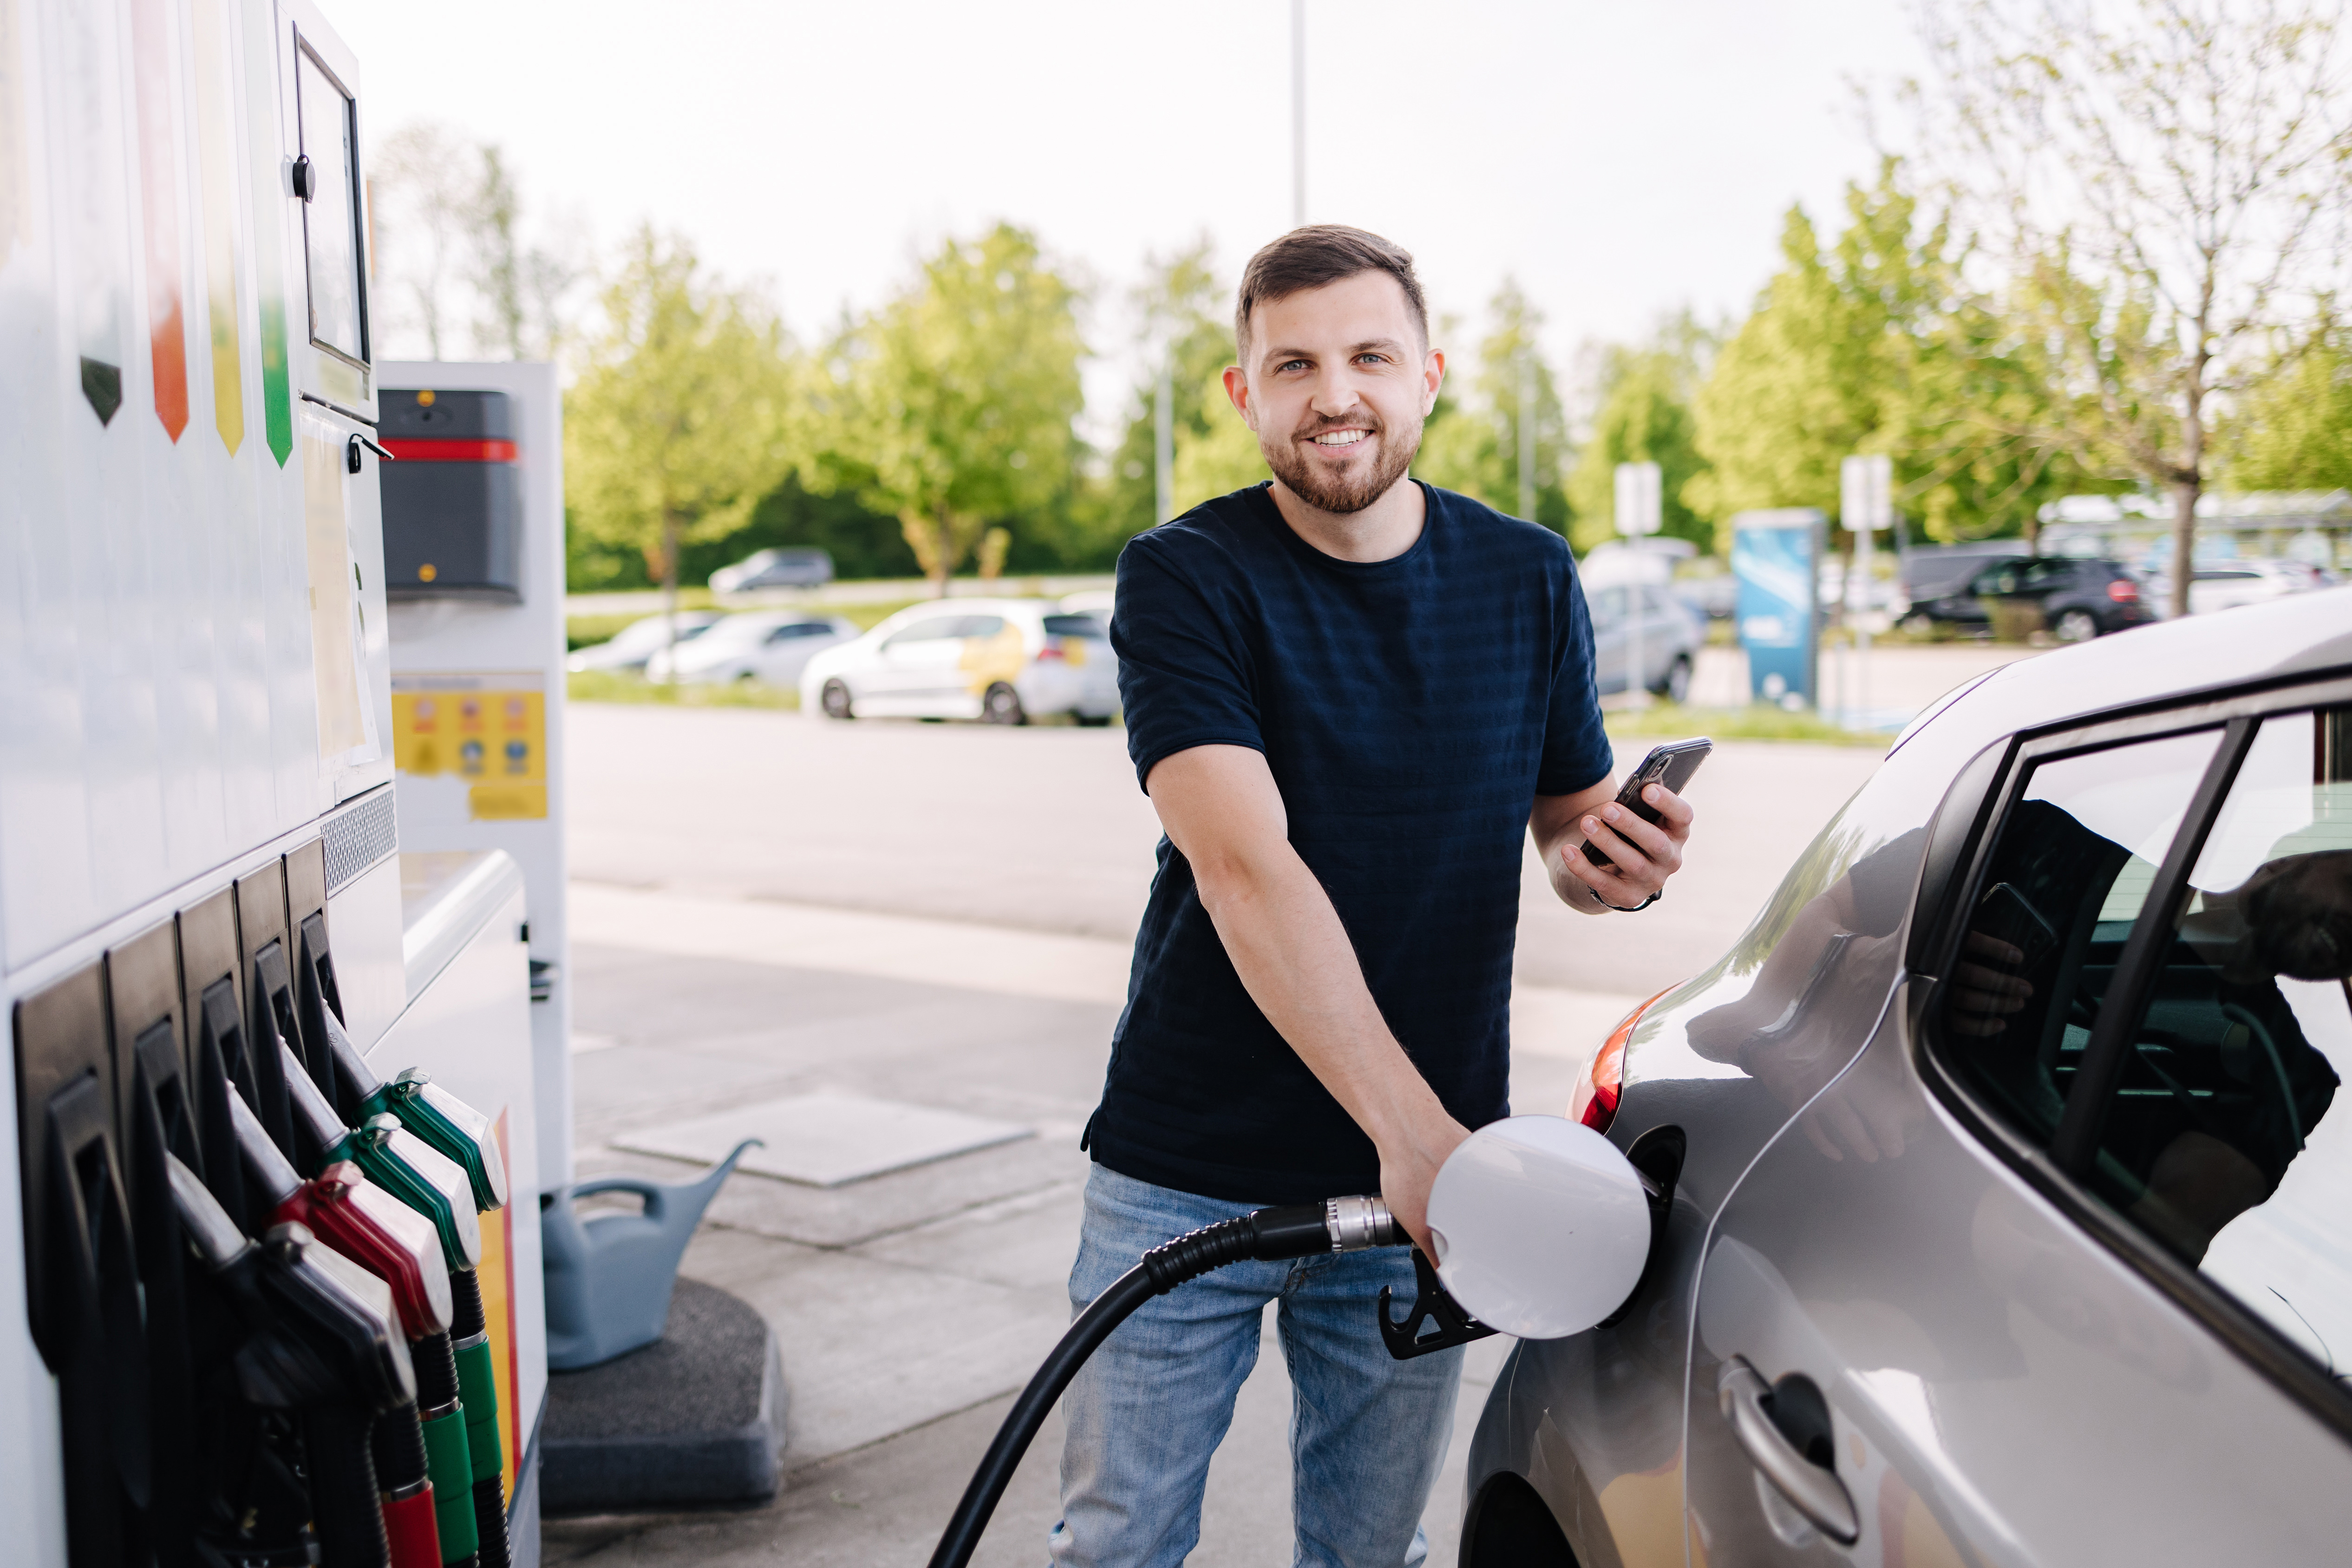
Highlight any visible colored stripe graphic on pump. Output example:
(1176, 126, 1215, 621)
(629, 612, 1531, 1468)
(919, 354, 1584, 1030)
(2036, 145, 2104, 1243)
(381, 439, 518, 463)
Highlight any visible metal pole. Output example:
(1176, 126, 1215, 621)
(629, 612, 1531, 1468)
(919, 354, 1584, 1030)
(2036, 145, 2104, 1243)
(1291, 0, 1306, 227)
(1154, 351, 1175, 526)
(1855, 504, 1873, 728)
(1517, 349, 1536, 523)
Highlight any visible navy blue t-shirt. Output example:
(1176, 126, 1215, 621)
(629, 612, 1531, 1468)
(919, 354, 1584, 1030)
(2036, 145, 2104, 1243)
(1091, 480, 1613, 1204)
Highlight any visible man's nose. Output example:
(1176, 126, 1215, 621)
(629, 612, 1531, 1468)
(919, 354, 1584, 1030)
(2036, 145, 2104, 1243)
(1308, 365, 1365, 418)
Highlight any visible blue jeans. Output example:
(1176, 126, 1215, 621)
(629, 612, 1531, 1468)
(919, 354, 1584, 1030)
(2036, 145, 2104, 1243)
(1049, 1165, 1465, 1568)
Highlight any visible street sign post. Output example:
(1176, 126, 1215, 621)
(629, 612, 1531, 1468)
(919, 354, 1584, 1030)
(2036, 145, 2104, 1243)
(1614, 463, 1662, 708)
(1840, 454, 1892, 728)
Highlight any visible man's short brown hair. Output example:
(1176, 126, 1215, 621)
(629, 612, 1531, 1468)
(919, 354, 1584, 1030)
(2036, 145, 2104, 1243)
(1234, 225, 1429, 358)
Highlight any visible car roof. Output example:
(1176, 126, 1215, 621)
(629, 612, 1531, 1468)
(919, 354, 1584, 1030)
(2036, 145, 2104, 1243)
(866, 599, 1049, 632)
(1901, 585, 2352, 760)
(706, 610, 836, 631)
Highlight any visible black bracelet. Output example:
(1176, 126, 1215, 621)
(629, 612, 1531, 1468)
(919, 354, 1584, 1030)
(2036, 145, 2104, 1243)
(1598, 887, 1661, 913)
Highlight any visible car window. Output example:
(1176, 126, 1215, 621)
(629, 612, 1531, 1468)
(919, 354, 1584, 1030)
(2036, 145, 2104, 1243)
(2077, 708, 2352, 1360)
(1935, 728, 2225, 1142)
(1590, 585, 1629, 625)
(955, 615, 1007, 638)
(881, 617, 964, 650)
(1042, 614, 1106, 640)
(2020, 561, 2074, 591)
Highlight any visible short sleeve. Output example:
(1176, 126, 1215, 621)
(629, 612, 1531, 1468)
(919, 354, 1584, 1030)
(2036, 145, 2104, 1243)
(1112, 535, 1266, 792)
(1536, 561, 1614, 797)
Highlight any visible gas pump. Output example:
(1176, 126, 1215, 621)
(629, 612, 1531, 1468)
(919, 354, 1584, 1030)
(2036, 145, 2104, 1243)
(3, 0, 545, 1561)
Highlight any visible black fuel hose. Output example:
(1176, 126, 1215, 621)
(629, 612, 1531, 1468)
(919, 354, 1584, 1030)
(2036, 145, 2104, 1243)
(927, 1196, 1398, 1568)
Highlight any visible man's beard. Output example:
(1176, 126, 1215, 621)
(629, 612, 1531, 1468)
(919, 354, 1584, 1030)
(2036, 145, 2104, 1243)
(1260, 412, 1421, 514)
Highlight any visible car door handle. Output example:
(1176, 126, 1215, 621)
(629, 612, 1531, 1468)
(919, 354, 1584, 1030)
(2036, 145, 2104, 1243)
(1718, 1357, 1859, 1546)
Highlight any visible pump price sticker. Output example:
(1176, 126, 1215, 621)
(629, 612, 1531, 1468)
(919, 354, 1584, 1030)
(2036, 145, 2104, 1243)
(392, 673, 548, 820)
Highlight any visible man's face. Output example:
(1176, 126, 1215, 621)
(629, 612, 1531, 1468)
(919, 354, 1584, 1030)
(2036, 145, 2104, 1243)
(1226, 271, 1444, 515)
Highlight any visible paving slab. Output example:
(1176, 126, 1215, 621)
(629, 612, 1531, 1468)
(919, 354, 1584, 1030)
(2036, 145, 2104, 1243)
(680, 1226, 1071, 1465)
(616, 1091, 1034, 1188)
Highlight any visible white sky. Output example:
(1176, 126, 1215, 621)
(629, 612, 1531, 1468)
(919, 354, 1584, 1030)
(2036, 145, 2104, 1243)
(340, 0, 1928, 430)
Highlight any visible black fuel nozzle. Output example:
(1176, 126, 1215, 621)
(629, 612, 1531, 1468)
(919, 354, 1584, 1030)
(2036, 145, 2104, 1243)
(1137, 1194, 1401, 1294)
(168, 1154, 418, 1568)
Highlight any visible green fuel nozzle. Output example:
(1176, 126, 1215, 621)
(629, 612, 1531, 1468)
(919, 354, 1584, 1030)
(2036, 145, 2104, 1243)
(320, 1006, 509, 1215)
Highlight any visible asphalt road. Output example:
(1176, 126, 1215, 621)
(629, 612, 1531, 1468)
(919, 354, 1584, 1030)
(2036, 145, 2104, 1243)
(567, 708, 1888, 999)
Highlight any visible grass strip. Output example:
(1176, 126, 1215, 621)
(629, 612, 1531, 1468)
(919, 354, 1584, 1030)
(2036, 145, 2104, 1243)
(1604, 701, 1889, 748)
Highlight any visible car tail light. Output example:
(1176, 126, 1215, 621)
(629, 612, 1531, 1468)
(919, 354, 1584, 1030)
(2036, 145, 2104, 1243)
(1034, 643, 1065, 661)
(1569, 985, 1678, 1134)
(2107, 579, 2138, 603)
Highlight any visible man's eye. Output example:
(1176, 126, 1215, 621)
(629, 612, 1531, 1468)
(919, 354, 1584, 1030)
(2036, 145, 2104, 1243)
(1279, 359, 1309, 373)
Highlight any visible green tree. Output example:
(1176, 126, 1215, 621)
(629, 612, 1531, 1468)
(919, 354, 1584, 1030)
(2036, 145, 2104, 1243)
(1107, 240, 1241, 532)
(1903, 0, 2352, 611)
(841, 223, 1086, 593)
(1689, 184, 1915, 547)
(2215, 313, 2352, 492)
(1565, 315, 1713, 554)
(565, 228, 792, 635)
(1690, 162, 2086, 550)
(1412, 280, 1568, 531)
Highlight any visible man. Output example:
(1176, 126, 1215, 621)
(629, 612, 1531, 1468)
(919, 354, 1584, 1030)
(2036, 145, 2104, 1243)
(1054, 225, 1695, 1567)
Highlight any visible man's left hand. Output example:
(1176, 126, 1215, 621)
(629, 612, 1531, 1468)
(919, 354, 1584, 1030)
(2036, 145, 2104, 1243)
(1557, 784, 1693, 911)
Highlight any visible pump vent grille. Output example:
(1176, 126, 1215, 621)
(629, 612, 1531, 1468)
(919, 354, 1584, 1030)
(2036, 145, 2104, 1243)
(323, 789, 399, 894)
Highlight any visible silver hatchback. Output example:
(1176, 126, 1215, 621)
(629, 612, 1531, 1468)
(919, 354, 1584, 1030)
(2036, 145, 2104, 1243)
(1464, 589, 2352, 1565)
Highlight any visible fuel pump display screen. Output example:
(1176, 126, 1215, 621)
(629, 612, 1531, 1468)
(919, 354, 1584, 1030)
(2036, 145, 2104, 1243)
(295, 44, 366, 367)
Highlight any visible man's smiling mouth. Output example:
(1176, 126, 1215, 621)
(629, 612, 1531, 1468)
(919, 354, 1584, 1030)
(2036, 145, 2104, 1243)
(1309, 430, 1370, 447)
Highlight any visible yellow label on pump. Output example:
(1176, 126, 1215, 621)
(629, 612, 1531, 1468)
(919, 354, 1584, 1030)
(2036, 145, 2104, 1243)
(392, 675, 548, 818)
(477, 1109, 521, 1501)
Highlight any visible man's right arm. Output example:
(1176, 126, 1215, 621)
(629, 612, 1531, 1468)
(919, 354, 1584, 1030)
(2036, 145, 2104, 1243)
(1144, 743, 1467, 1252)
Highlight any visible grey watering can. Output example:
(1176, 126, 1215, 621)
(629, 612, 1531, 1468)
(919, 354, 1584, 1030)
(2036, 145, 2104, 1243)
(542, 1139, 760, 1370)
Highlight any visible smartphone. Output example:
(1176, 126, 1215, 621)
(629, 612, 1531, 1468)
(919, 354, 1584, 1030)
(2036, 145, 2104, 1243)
(1583, 738, 1712, 868)
(1970, 881, 2058, 974)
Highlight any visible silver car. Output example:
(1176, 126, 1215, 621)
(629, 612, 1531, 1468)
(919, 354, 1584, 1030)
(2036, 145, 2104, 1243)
(1590, 581, 1704, 705)
(1463, 588, 2352, 1565)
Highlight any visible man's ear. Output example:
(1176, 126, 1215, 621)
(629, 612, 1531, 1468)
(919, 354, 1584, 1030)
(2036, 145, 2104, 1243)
(1421, 348, 1446, 416)
(1222, 366, 1255, 431)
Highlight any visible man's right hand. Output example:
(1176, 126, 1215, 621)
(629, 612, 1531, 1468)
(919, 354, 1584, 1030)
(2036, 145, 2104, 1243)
(1376, 1109, 1472, 1259)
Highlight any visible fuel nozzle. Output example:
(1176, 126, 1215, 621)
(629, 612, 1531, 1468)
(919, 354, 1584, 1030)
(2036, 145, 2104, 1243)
(295, 1030, 513, 1567)
(250, 1064, 478, 1564)
(322, 1007, 508, 1214)
(168, 1156, 417, 1568)
(282, 1034, 483, 1274)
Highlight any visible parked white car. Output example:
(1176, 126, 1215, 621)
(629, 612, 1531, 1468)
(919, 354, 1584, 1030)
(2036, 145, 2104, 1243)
(801, 599, 1118, 725)
(645, 612, 857, 685)
(2144, 558, 2334, 616)
(566, 611, 722, 673)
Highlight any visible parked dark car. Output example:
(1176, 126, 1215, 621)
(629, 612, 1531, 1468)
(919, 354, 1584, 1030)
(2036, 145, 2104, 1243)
(1903, 555, 2153, 641)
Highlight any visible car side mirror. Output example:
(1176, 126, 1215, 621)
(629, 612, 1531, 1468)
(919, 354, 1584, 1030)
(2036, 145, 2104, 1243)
(1424, 1115, 1652, 1339)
